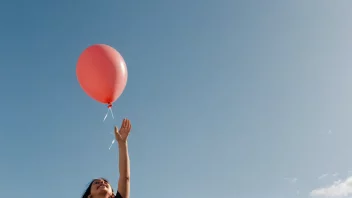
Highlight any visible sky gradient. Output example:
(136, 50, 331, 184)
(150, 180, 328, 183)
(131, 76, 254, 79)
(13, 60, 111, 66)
(1, 0, 352, 198)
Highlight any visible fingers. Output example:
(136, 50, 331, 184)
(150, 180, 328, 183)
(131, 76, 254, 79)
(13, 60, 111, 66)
(127, 119, 131, 131)
(121, 118, 126, 129)
(114, 118, 131, 142)
(123, 118, 128, 128)
(121, 118, 131, 130)
(124, 118, 131, 131)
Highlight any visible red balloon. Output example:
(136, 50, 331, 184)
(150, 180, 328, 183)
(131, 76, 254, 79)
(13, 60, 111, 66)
(76, 44, 128, 107)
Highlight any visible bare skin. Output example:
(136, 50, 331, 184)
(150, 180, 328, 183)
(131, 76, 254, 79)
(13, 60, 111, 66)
(115, 118, 131, 198)
(88, 119, 131, 198)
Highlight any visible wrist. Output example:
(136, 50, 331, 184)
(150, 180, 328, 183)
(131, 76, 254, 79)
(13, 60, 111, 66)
(117, 140, 128, 147)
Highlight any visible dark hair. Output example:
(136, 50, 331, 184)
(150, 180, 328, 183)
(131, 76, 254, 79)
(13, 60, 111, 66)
(82, 178, 115, 198)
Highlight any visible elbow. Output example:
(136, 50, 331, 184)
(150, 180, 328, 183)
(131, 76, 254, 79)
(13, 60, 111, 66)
(120, 175, 130, 182)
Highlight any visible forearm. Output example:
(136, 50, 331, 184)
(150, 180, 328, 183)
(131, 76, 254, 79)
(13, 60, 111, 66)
(117, 141, 130, 198)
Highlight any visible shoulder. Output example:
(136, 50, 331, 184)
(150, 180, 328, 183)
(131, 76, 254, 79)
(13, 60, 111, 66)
(115, 191, 123, 198)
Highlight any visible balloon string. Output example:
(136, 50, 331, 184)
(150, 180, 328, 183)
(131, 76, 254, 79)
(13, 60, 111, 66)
(109, 107, 115, 119)
(103, 106, 115, 122)
(109, 139, 115, 150)
(103, 108, 109, 122)
(104, 104, 116, 149)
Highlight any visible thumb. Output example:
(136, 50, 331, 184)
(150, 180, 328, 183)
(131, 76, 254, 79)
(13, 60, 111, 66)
(114, 126, 121, 140)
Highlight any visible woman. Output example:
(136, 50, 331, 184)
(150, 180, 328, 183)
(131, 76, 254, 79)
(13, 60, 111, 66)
(82, 118, 131, 198)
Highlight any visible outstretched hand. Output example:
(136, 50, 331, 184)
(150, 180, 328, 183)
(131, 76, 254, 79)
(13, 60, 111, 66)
(114, 118, 132, 144)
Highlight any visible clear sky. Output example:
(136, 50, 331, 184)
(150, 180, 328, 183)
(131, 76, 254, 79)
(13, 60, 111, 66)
(1, 0, 352, 198)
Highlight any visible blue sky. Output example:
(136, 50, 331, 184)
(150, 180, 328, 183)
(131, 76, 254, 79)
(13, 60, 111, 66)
(1, 0, 352, 197)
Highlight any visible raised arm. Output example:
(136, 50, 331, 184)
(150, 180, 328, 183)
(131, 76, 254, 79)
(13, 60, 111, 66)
(114, 119, 131, 198)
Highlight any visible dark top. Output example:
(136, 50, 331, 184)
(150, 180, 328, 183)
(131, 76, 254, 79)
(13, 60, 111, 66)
(115, 191, 123, 198)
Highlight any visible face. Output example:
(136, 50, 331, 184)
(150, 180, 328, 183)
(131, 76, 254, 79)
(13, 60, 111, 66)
(89, 179, 113, 197)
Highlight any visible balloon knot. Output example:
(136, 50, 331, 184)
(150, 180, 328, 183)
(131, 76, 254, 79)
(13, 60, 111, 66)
(107, 104, 112, 108)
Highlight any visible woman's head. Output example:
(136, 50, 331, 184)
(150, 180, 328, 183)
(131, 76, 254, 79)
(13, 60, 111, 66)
(82, 178, 115, 198)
